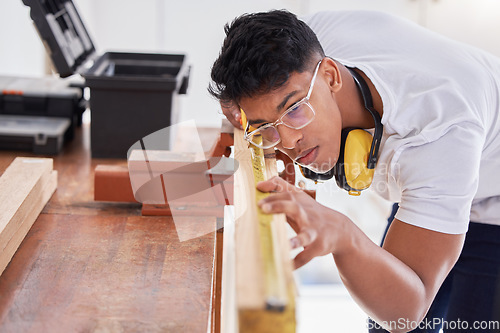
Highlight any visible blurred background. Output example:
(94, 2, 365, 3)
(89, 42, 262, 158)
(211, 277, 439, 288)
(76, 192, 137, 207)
(2, 0, 500, 127)
(2, 0, 500, 331)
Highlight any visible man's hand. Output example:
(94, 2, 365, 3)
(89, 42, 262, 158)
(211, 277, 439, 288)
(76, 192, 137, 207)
(256, 175, 465, 332)
(257, 176, 350, 269)
(220, 100, 242, 129)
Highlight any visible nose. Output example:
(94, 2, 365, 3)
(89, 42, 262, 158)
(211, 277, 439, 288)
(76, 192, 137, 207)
(277, 124, 302, 150)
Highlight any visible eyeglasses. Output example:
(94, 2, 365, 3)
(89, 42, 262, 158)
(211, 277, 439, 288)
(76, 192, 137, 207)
(243, 59, 322, 149)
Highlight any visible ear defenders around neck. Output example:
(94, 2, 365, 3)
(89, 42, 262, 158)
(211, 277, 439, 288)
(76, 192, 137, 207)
(300, 67, 383, 196)
(334, 127, 377, 195)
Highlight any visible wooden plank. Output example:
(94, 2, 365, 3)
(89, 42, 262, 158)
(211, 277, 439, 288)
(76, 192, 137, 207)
(234, 130, 265, 309)
(0, 157, 56, 276)
(222, 206, 236, 333)
(0, 170, 57, 275)
(128, 149, 205, 175)
(212, 218, 224, 333)
(232, 129, 296, 333)
(0, 158, 52, 246)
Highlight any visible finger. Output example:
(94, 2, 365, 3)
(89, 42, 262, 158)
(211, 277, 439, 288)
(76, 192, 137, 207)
(258, 190, 292, 205)
(230, 110, 242, 129)
(225, 112, 242, 129)
(233, 111, 242, 126)
(286, 217, 300, 234)
(220, 101, 242, 129)
(259, 197, 298, 216)
(293, 247, 318, 269)
(259, 201, 310, 232)
(290, 228, 317, 249)
(257, 176, 298, 194)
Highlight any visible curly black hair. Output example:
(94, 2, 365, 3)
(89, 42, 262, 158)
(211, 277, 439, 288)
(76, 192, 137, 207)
(208, 10, 325, 104)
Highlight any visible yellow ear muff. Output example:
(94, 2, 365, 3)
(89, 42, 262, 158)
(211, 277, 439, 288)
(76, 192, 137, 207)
(343, 129, 375, 194)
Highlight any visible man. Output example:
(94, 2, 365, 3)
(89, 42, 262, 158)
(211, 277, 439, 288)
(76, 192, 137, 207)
(209, 10, 500, 332)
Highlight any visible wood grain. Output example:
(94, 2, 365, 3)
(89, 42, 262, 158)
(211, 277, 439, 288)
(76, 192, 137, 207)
(233, 129, 265, 309)
(0, 158, 56, 276)
(0, 123, 219, 333)
(231, 129, 296, 333)
(0, 158, 52, 246)
(0, 214, 216, 332)
(0, 170, 57, 275)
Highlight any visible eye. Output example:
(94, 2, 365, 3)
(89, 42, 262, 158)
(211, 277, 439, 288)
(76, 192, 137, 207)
(286, 103, 304, 118)
(254, 122, 268, 129)
(247, 121, 266, 130)
(282, 102, 314, 128)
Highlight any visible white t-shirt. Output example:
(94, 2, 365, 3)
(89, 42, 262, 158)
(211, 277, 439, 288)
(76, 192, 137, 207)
(304, 10, 500, 234)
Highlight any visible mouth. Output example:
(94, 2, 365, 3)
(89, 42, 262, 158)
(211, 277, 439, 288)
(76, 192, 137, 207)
(295, 146, 319, 166)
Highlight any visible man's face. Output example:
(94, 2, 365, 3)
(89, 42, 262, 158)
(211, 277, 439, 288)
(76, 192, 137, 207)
(239, 61, 343, 174)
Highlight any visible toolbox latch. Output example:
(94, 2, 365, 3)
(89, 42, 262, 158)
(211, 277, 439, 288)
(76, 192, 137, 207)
(35, 133, 48, 146)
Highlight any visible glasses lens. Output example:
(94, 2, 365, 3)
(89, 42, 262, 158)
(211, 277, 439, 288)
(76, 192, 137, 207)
(282, 103, 315, 129)
(248, 126, 280, 148)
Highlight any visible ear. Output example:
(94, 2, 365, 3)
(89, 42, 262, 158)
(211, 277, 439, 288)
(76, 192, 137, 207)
(323, 57, 343, 93)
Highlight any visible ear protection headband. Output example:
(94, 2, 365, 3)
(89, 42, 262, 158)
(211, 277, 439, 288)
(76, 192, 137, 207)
(300, 67, 383, 196)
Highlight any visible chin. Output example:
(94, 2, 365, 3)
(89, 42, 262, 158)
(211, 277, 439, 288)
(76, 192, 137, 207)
(316, 149, 340, 173)
(307, 159, 335, 174)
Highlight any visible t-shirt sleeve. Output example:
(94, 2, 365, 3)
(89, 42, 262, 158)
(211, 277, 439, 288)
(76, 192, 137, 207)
(394, 124, 484, 234)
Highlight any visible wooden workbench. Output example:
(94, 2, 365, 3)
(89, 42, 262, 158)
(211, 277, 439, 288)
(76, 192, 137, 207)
(0, 122, 221, 332)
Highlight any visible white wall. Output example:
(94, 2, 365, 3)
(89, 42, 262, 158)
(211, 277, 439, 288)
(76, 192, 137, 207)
(0, 0, 305, 127)
(2, 0, 500, 128)
(0, 1, 45, 77)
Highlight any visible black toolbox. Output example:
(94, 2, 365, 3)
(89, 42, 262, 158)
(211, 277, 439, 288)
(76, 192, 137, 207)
(0, 75, 85, 142)
(0, 114, 70, 155)
(22, 0, 190, 158)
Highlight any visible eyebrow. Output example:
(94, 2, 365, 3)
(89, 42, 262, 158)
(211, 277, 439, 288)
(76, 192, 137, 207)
(248, 118, 269, 126)
(247, 90, 301, 126)
(277, 90, 300, 112)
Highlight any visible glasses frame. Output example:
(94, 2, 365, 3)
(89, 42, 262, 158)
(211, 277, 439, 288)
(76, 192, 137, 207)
(244, 59, 323, 149)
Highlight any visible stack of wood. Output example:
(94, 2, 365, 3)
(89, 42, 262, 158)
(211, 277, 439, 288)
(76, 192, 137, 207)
(0, 157, 57, 276)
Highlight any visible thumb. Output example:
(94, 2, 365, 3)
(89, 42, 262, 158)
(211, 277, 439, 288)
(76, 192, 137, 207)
(256, 176, 298, 193)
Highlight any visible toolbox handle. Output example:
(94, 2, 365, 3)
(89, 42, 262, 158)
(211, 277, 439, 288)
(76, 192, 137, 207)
(178, 65, 191, 95)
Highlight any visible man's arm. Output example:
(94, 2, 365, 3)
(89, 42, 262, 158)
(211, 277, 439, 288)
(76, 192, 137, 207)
(257, 176, 464, 333)
(333, 218, 464, 332)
